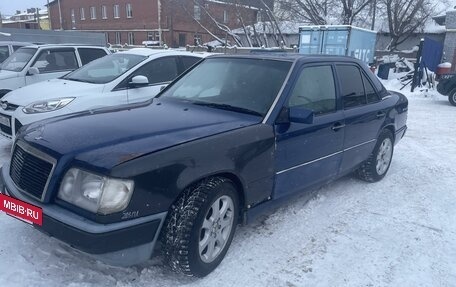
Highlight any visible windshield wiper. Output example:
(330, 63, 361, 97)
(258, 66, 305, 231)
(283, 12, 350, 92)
(64, 78, 96, 84)
(193, 102, 263, 117)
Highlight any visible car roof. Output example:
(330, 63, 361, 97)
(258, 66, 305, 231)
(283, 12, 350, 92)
(21, 44, 107, 49)
(206, 53, 366, 65)
(118, 48, 207, 58)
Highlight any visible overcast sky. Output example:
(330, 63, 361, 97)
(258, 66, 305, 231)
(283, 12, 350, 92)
(0, 0, 47, 16)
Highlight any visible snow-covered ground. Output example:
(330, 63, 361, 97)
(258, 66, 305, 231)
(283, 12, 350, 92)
(1, 78, 455, 286)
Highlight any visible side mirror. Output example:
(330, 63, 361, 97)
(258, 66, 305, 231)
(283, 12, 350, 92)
(275, 106, 314, 125)
(27, 67, 40, 76)
(289, 107, 314, 124)
(129, 75, 149, 87)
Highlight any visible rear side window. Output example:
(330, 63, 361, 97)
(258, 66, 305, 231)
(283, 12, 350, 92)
(32, 49, 78, 73)
(181, 56, 201, 70)
(78, 48, 108, 66)
(12, 45, 24, 52)
(0, 46, 9, 63)
(288, 65, 336, 115)
(336, 65, 366, 109)
(362, 73, 379, 103)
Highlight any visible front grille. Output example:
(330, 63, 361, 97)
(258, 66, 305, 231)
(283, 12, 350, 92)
(10, 143, 55, 201)
(0, 113, 12, 136)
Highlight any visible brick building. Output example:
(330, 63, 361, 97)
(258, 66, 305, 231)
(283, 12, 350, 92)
(47, 0, 260, 47)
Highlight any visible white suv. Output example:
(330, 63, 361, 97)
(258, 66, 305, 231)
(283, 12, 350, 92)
(0, 48, 205, 139)
(0, 44, 110, 97)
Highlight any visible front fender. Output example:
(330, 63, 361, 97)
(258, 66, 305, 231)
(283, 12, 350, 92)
(111, 124, 275, 216)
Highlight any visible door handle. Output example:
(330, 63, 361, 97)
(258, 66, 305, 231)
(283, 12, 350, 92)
(377, 111, 386, 118)
(332, 123, 345, 131)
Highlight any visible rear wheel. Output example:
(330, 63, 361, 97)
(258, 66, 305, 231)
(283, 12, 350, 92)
(356, 129, 394, 182)
(161, 177, 239, 277)
(449, 89, 456, 106)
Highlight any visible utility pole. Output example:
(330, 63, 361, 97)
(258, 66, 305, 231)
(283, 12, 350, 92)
(157, 0, 162, 45)
(47, 0, 52, 30)
(58, 0, 63, 29)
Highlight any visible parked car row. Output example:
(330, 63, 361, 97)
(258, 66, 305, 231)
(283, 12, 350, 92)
(0, 51, 408, 277)
(0, 44, 110, 98)
(0, 48, 204, 138)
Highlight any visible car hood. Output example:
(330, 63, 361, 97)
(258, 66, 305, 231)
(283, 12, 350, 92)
(20, 98, 261, 170)
(0, 70, 19, 80)
(2, 79, 104, 106)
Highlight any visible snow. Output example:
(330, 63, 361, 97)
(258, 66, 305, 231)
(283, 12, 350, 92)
(1, 77, 456, 286)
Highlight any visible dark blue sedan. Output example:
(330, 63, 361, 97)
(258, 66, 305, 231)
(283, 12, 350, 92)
(0, 54, 408, 277)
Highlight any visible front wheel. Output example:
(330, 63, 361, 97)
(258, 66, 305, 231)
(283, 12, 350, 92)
(449, 90, 456, 106)
(356, 129, 394, 182)
(161, 177, 239, 277)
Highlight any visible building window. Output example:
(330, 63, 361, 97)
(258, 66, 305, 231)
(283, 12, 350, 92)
(71, 9, 76, 28)
(115, 32, 121, 44)
(105, 32, 110, 44)
(126, 3, 132, 18)
(128, 32, 135, 45)
(114, 5, 120, 19)
(257, 11, 262, 22)
(147, 32, 154, 41)
(223, 10, 228, 23)
(194, 5, 201, 20)
(90, 6, 96, 20)
(101, 5, 107, 19)
(194, 34, 202, 45)
(80, 7, 85, 20)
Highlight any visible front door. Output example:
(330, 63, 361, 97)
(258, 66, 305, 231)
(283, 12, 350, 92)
(274, 64, 345, 199)
(25, 48, 79, 86)
(125, 56, 180, 103)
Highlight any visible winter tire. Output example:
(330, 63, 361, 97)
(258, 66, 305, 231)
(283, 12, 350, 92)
(161, 177, 239, 277)
(356, 129, 394, 182)
(449, 89, 456, 106)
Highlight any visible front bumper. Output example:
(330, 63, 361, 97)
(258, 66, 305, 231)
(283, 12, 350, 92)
(0, 163, 167, 266)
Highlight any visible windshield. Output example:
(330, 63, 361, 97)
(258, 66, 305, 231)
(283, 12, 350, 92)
(63, 53, 146, 84)
(1, 47, 36, 72)
(161, 58, 292, 116)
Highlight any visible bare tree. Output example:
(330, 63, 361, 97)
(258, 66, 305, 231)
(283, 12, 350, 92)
(275, 0, 333, 25)
(340, 0, 375, 25)
(383, 0, 435, 51)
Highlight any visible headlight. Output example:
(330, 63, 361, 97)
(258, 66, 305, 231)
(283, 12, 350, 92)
(57, 168, 134, 215)
(22, 97, 74, 114)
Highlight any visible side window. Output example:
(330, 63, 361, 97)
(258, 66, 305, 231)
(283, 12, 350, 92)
(288, 65, 336, 115)
(131, 57, 178, 85)
(181, 56, 201, 70)
(336, 65, 366, 109)
(12, 46, 24, 52)
(0, 46, 9, 63)
(362, 73, 379, 103)
(32, 49, 78, 73)
(78, 48, 108, 66)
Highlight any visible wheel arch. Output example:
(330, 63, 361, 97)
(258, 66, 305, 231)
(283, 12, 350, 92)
(382, 124, 396, 143)
(178, 171, 246, 219)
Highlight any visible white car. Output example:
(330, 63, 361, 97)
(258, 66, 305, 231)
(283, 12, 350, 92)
(0, 48, 205, 139)
(0, 44, 110, 97)
(0, 41, 32, 64)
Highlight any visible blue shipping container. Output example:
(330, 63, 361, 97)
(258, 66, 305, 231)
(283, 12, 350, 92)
(299, 25, 377, 64)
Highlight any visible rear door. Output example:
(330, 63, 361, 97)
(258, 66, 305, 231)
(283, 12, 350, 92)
(26, 48, 79, 85)
(274, 63, 345, 198)
(336, 64, 386, 173)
